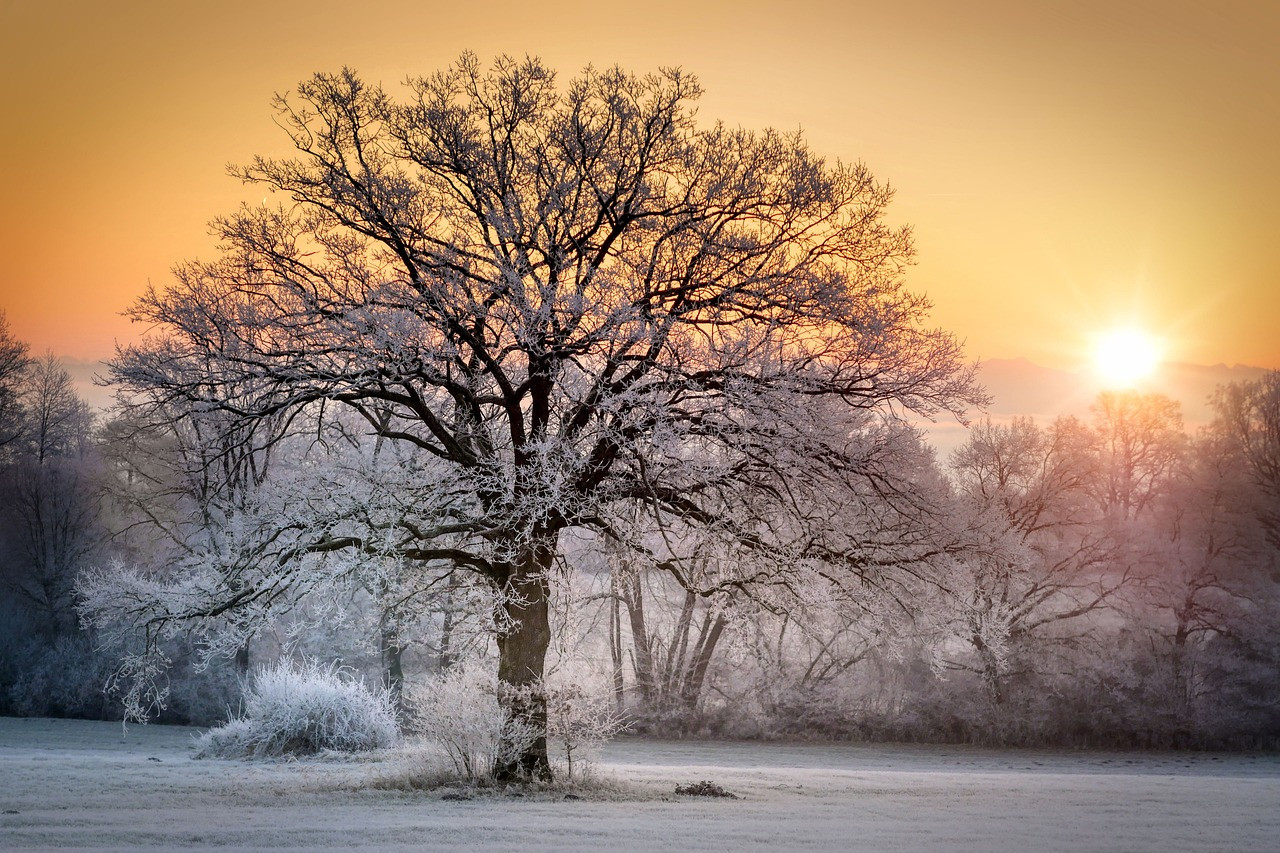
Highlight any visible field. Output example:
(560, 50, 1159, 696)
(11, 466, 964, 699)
(2, 716, 1278, 851)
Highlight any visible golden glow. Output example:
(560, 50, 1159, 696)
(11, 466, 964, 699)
(0, 2, 1278, 370)
(1092, 328, 1161, 387)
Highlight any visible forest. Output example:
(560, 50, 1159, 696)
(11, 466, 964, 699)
(1, 58, 1277, 781)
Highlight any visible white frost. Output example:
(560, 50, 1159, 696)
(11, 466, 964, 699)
(2, 717, 1277, 852)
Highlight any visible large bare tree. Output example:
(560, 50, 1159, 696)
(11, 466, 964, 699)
(97, 55, 981, 779)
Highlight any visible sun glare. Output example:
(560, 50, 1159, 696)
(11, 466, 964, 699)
(1092, 328, 1161, 386)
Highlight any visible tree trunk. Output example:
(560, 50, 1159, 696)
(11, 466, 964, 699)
(665, 589, 697, 700)
(492, 536, 555, 782)
(381, 618, 405, 713)
(609, 577, 625, 709)
(1172, 611, 1192, 719)
(438, 587, 457, 671)
(680, 611, 727, 708)
(623, 573, 656, 704)
(974, 637, 1005, 706)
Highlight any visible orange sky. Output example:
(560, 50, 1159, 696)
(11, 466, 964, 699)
(2, 0, 1277, 372)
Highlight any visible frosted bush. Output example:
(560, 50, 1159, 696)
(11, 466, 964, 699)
(195, 658, 398, 758)
(407, 661, 536, 780)
(3, 634, 120, 719)
(407, 661, 626, 781)
(546, 678, 629, 779)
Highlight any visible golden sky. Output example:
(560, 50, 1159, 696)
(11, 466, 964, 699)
(2, 0, 1277, 370)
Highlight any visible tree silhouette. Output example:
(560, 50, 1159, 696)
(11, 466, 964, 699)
(101, 55, 982, 779)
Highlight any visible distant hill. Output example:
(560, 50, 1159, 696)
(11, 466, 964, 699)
(62, 358, 115, 414)
(921, 358, 1273, 460)
(977, 358, 1270, 427)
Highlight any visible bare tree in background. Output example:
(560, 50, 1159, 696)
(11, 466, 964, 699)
(1088, 391, 1184, 523)
(22, 353, 93, 463)
(1213, 371, 1280, 551)
(946, 416, 1121, 705)
(0, 355, 100, 636)
(0, 312, 32, 454)
(95, 395, 291, 676)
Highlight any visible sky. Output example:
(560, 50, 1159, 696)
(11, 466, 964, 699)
(2, 0, 1277, 382)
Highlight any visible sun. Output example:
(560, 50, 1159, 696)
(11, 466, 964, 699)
(1092, 328, 1161, 386)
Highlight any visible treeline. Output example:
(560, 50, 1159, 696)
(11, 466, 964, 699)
(1, 309, 1277, 748)
(0, 315, 118, 719)
(665, 384, 1280, 749)
(0, 315, 242, 723)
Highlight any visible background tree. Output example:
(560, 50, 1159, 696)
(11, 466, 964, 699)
(1140, 427, 1263, 726)
(91, 55, 982, 779)
(0, 355, 100, 636)
(0, 350, 121, 721)
(1088, 390, 1184, 523)
(945, 416, 1121, 707)
(1213, 371, 1280, 550)
(22, 353, 93, 464)
(0, 312, 31, 455)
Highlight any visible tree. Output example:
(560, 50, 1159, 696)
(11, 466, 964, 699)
(0, 356, 101, 637)
(1141, 427, 1262, 722)
(96, 55, 982, 779)
(96, 366, 299, 679)
(946, 416, 1121, 706)
(610, 551, 731, 715)
(1088, 391, 1184, 522)
(0, 311, 32, 455)
(21, 353, 93, 464)
(1213, 371, 1280, 551)
(1121, 376, 1280, 739)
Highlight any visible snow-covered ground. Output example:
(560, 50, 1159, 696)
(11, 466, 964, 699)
(3, 716, 1278, 852)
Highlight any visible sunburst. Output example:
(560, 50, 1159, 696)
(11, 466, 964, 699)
(1092, 328, 1162, 387)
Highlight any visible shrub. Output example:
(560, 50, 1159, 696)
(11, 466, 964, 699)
(406, 661, 536, 780)
(405, 661, 628, 782)
(2, 633, 121, 719)
(194, 658, 398, 758)
(545, 679, 629, 779)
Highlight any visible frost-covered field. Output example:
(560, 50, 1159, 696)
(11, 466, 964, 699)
(3, 717, 1278, 852)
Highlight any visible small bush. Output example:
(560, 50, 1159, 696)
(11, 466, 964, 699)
(545, 680, 629, 779)
(3, 633, 121, 720)
(675, 780, 738, 799)
(406, 661, 536, 780)
(194, 658, 398, 759)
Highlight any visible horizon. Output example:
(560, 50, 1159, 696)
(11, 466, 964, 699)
(55, 351, 1273, 462)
